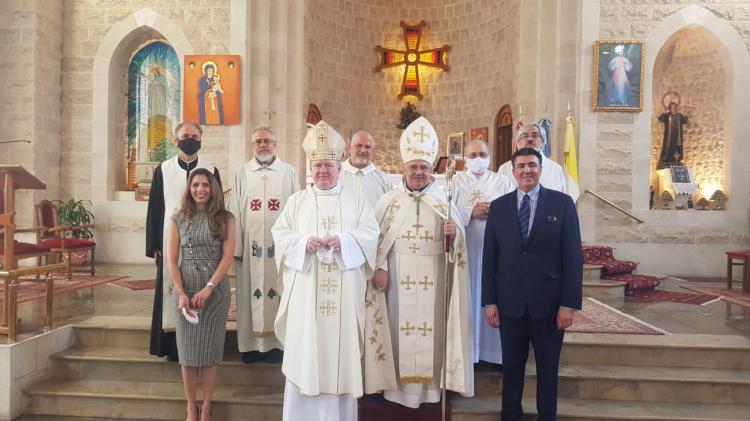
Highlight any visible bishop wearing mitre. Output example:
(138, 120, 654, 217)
(272, 121, 380, 421)
(366, 116, 474, 408)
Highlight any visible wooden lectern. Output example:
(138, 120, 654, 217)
(0, 165, 46, 332)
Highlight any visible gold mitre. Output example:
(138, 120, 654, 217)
(400, 116, 439, 165)
(302, 120, 346, 161)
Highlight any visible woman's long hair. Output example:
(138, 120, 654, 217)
(179, 168, 231, 241)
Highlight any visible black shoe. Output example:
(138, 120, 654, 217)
(263, 349, 284, 364)
(166, 354, 179, 362)
(241, 351, 263, 364)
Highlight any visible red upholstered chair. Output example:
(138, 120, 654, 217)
(34, 200, 96, 279)
(0, 191, 52, 271)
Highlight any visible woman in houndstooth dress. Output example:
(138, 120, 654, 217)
(166, 168, 235, 421)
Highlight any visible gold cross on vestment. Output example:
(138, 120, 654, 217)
(386, 200, 401, 214)
(434, 202, 447, 215)
(411, 222, 424, 235)
(320, 300, 338, 316)
(471, 189, 484, 204)
(400, 275, 416, 290)
(414, 126, 430, 143)
(400, 321, 415, 336)
(418, 322, 433, 336)
(409, 243, 420, 253)
(418, 275, 433, 290)
(321, 216, 338, 234)
(321, 262, 337, 273)
(401, 230, 416, 241)
(321, 277, 337, 294)
(419, 230, 433, 242)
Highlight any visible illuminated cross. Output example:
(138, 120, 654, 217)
(418, 276, 433, 290)
(400, 321, 415, 336)
(321, 277, 337, 294)
(419, 230, 433, 242)
(375, 20, 450, 100)
(320, 300, 337, 316)
(418, 322, 433, 336)
(400, 275, 416, 290)
(401, 230, 416, 241)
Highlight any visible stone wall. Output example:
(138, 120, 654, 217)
(304, 0, 519, 173)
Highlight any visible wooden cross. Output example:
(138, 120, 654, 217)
(321, 262, 337, 273)
(321, 277, 337, 294)
(400, 321, 415, 336)
(409, 243, 420, 254)
(414, 126, 430, 143)
(401, 230, 416, 241)
(320, 300, 337, 316)
(321, 216, 338, 233)
(374, 20, 450, 100)
(400, 275, 416, 290)
(418, 322, 433, 337)
(386, 200, 401, 214)
(419, 230, 433, 242)
(471, 189, 484, 204)
(418, 275, 433, 290)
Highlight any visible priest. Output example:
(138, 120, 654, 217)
(340, 130, 392, 207)
(228, 126, 299, 364)
(146, 121, 221, 361)
(453, 139, 514, 364)
(498, 123, 567, 193)
(272, 121, 380, 421)
(369, 116, 473, 408)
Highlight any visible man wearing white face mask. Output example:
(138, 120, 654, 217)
(498, 123, 567, 194)
(453, 140, 514, 365)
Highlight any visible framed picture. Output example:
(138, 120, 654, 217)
(470, 127, 489, 142)
(593, 40, 644, 112)
(183, 55, 241, 125)
(447, 132, 465, 157)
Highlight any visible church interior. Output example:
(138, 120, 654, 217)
(0, 0, 749, 419)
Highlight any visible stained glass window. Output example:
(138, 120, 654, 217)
(126, 40, 181, 189)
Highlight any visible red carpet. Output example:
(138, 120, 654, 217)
(625, 289, 719, 305)
(110, 278, 156, 291)
(679, 285, 750, 310)
(568, 297, 666, 335)
(359, 393, 450, 421)
(0, 274, 127, 304)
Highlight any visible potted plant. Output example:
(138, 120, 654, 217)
(53, 199, 95, 265)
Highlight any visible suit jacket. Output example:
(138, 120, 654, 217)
(481, 186, 583, 319)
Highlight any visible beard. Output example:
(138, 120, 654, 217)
(350, 154, 371, 167)
(256, 151, 275, 164)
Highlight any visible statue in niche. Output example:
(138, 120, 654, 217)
(657, 91, 689, 169)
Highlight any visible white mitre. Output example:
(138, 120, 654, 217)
(400, 116, 439, 165)
(302, 120, 347, 161)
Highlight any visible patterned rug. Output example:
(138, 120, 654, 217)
(0, 274, 128, 304)
(110, 278, 156, 291)
(568, 297, 667, 335)
(679, 285, 750, 310)
(625, 289, 720, 305)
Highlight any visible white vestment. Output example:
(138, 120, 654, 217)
(453, 170, 514, 364)
(228, 157, 299, 352)
(160, 155, 215, 331)
(272, 183, 379, 420)
(368, 182, 473, 408)
(498, 154, 567, 194)
(340, 159, 393, 207)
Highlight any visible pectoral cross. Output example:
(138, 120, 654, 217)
(321, 277, 337, 294)
(321, 216, 338, 234)
(400, 321, 415, 336)
(418, 322, 433, 337)
(400, 275, 416, 290)
(401, 230, 416, 241)
(414, 126, 430, 143)
(419, 230, 433, 242)
(471, 189, 484, 204)
(321, 262, 337, 273)
(418, 276, 433, 290)
(386, 200, 401, 214)
(320, 300, 337, 316)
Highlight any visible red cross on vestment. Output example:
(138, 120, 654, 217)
(250, 199, 262, 211)
(268, 199, 280, 211)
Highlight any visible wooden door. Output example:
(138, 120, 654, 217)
(494, 105, 513, 168)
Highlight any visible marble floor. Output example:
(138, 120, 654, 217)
(6, 264, 750, 342)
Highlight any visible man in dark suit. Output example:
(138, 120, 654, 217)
(481, 147, 583, 420)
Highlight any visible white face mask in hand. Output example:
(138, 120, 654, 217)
(466, 157, 490, 175)
(316, 246, 335, 264)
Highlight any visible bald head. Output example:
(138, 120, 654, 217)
(349, 130, 375, 169)
(465, 140, 489, 158)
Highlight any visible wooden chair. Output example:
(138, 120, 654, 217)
(34, 200, 96, 280)
(0, 192, 52, 272)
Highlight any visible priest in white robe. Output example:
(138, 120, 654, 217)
(498, 123, 567, 194)
(340, 130, 392, 207)
(146, 121, 220, 361)
(368, 116, 473, 409)
(228, 126, 299, 364)
(272, 121, 380, 421)
(453, 140, 514, 365)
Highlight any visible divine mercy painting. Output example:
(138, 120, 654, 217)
(183, 55, 241, 125)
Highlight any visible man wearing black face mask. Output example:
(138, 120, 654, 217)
(146, 121, 222, 361)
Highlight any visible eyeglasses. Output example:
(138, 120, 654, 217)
(467, 152, 489, 159)
(179, 135, 200, 142)
(253, 138, 276, 145)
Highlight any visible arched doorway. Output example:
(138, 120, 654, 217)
(494, 105, 513, 168)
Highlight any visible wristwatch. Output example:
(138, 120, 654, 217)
(206, 281, 215, 289)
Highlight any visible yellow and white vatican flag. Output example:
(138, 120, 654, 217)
(564, 114, 580, 203)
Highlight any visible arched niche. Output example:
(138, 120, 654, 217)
(91, 9, 192, 201)
(650, 25, 730, 200)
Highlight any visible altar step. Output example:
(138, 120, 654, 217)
(22, 324, 750, 420)
(583, 263, 628, 299)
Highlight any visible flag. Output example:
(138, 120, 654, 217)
(538, 117, 552, 158)
(564, 115, 580, 202)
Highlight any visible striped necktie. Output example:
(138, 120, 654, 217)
(519, 194, 531, 242)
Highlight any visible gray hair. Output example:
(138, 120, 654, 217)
(516, 123, 547, 145)
(251, 126, 276, 139)
(174, 121, 203, 136)
(350, 130, 374, 145)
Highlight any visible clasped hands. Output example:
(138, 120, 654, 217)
(177, 286, 213, 310)
(306, 235, 341, 253)
(471, 202, 490, 220)
(485, 305, 575, 331)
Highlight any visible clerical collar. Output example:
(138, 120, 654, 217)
(178, 156, 198, 171)
(312, 182, 342, 195)
(342, 159, 375, 175)
(403, 179, 431, 195)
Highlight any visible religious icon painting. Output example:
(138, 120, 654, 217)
(183, 55, 240, 125)
(593, 40, 645, 112)
(470, 127, 489, 142)
(447, 132, 465, 157)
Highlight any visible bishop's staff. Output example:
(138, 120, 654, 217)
(441, 156, 456, 421)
